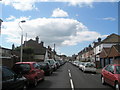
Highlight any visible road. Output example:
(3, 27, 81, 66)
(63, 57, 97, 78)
(29, 62, 114, 90)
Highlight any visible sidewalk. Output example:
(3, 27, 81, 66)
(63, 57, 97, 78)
(96, 69, 102, 74)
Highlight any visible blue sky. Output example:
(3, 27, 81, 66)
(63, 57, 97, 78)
(0, 1, 118, 56)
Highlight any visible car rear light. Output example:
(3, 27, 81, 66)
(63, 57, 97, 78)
(41, 70, 45, 73)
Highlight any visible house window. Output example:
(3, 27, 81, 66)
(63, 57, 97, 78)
(105, 58, 109, 66)
(99, 45, 101, 51)
(109, 58, 113, 64)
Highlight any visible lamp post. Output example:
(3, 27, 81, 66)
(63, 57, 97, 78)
(18, 20, 26, 62)
(0, 19, 3, 36)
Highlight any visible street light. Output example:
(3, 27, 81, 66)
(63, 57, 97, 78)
(18, 20, 26, 62)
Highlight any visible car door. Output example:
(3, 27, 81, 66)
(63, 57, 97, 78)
(107, 65, 116, 86)
(2, 67, 15, 89)
(2, 67, 24, 90)
(33, 63, 42, 79)
(103, 65, 111, 83)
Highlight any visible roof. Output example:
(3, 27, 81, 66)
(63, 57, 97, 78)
(94, 33, 120, 47)
(1, 47, 11, 51)
(23, 38, 46, 55)
(113, 44, 120, 53)
(16, 62, 36, 64)
(100, 48, 110, 58)
(104, 48, 111, 55)
(101, 33, 120, 43)
(107, 44, 120, 57)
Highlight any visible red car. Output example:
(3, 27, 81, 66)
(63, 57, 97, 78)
(12, 62, 45, 87)
(101, 64, 120, 90)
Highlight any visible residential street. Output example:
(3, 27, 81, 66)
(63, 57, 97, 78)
(29, 62, 113, 89)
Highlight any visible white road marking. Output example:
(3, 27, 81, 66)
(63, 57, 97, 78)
(69, 72, 72, 77)
(68, 69, 71, 72)
(68, 69, 74, 90)
(70, 79, 74, 90)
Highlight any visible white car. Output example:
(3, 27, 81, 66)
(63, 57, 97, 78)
(74, 61, 80, 67)
(82, 62, 96, 73)
(79, 62, 85, 70)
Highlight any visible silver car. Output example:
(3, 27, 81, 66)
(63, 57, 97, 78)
(82, 62, 96, 73)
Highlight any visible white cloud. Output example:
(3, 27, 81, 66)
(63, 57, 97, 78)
(1, 0, 38, 11)
(62, 31, 102, 45)
(6, 15, 16, 21)
(2, 16, 107, 47)
(1, 0, 119, 11)
(52, 8, 69, 17)
(102, 17, 116, 21)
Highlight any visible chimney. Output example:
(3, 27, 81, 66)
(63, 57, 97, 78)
(36, 36, 39, 43)
(98, 37, 101, 42)
(41, 41, 44, 47)
(12, 44, 15, 50)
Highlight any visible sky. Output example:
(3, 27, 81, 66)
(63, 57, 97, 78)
(0, 0, 119, 56)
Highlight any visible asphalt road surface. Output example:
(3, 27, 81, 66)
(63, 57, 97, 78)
(28, 62, 114, 90)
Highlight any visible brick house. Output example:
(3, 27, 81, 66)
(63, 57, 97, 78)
(93, 33, 120, 68)
(100, 45, 120, 68)
(99, 48, 111, 68)
(23, 36, 46, 61)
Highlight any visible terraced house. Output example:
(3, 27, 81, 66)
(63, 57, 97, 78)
(77, 33, 120, 68)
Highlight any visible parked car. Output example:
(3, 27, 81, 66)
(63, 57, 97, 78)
(101, 64, 120, 90)
(75, 61, 80, 67)
(38, 62, 53, 75)
(79, 62, 85, 70)
(2, 66, 27, 90)
(56, 60, 64, 66)
(45, 59, 57, 71)
(82, 62, 96, 73)
(55, 60, 61, 68)
(12, 62, 45, 87)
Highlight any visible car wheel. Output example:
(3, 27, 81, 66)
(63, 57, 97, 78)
(42, 77, 45, 81)
(48, 71, 51, 76)
(115, 82, 120, 90)
(33, 78, 38, 87)
(23, 85, 27, 90)
(101, 76, 106, 85)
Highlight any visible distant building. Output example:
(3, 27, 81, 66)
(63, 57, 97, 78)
(0, 47, 14, 68)
(23, 36, 46, 61)
(77, 33, 120, 68)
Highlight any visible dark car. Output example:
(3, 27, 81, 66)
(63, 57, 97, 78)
(45, 59, 57, 71)
(56, 60, 64, 66)
(101, 64, 120, 90)
(55, 60, 60, 69)
(12, 62, 45, 87)
(1, 66, 27, 90)
(38, 62, 53, 75)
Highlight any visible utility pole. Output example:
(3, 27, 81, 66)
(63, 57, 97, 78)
(25, 33, 27, 47)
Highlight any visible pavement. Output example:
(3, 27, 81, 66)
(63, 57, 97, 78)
(96, 68, 102, 74)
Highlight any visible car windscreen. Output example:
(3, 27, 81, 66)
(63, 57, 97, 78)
(47, 60, 55, 65)
(116, 66, 120, 74)
(39, 63, 47, 67)
(85, 63, 95, 67)
(13, 64, 31, 74)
